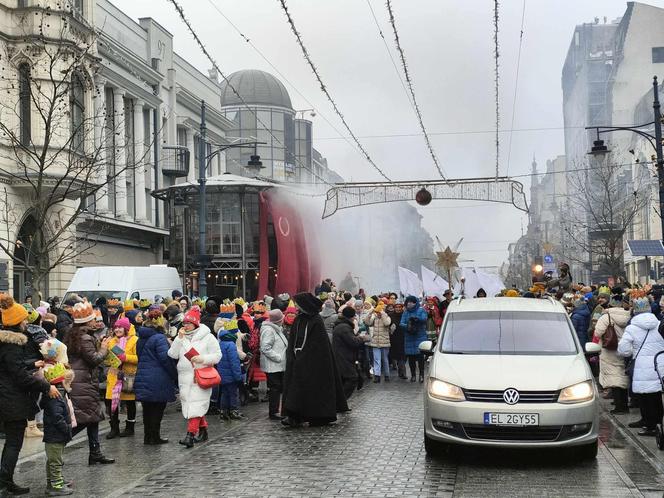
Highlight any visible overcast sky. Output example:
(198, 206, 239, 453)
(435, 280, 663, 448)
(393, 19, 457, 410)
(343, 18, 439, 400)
(111, 0, 664, 268)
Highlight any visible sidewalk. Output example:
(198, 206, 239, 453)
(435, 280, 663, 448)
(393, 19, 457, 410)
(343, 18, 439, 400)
(600, 396, 664, 474)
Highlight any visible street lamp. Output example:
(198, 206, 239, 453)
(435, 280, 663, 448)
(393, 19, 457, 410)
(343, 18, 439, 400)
(586, 76, 664, 247)
(196, 100, 266, 298)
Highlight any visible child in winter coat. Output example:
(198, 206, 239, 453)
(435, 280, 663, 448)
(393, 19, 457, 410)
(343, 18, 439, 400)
(40, 366, 75, 496)
(216, 320, 244, 421)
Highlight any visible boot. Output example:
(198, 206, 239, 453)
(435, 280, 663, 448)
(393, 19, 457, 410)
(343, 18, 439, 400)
(194, 426, 208, 443)
(25, 420, 43, 438)
(220, 410, 231, 421)
(88, 445, 115, 465)
(229, 410, 245, 420)
(628, 419, 646, 428)
(119, 421, 135, 438)
(373, 375, 381, 384)
(178, 432, 195, 449)
(384, 376, 390, 382)
(5, 481, 30, 496)
(105, 419, 120, 440)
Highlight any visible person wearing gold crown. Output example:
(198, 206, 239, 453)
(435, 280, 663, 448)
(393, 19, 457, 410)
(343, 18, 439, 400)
(0, 294, 60, 496)
(63, 301, 115, 466)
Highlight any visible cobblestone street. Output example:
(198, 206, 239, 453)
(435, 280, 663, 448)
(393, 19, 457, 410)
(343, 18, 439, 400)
(7, 378, 664, 497)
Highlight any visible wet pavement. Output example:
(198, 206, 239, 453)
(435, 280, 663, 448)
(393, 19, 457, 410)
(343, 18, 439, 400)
(5, 379, 664, 497)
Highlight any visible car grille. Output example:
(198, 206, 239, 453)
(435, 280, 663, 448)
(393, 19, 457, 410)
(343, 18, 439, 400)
(461, 424, 562, 442)
(463, 389, 559, 403)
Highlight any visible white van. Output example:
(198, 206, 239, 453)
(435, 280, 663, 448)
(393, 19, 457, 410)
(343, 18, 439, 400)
(420, 297, 600, 460)
(64, 265, 182, 303)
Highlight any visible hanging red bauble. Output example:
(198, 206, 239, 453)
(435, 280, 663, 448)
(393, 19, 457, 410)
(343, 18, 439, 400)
(415, 187, 432, 206)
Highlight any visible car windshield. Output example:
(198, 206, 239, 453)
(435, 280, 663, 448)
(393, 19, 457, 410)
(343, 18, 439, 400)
(64, 291, 127, 303)
(440, 311, 577, 355)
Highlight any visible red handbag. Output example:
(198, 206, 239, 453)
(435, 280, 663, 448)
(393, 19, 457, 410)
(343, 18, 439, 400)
(194, 366, 221, 389)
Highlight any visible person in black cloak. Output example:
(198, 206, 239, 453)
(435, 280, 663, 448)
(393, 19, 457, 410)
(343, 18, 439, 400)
(282, 293, 349, 427)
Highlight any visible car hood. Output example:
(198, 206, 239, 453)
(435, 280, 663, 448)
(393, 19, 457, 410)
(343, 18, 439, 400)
(432, 353, 590, 391)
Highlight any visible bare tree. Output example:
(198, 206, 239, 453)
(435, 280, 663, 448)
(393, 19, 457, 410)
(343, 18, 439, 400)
(563, 155, 650, 282)
(0, 6, 151, 300)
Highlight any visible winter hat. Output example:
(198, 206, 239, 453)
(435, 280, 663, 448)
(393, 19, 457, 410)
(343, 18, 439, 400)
(323, 299, 336, 311)
(342, 306, 356, 319)
(114, 317, 131, 332)
(505, 289, 520, 298)
(374, 301, 385, 314)
(125, 309, 142, 326)
(36, 306, 48, 318)
(264, 296, 274, 309)
(293, 293, 323, 316)
(597, 292, 611, 301)
(172, 289, 183, 299)
(284, 300, 298, 325)
(183, 306, 201, 327)
(22, 304, 40, 324)
(72, 301, 95, 324)
(632, 297, 651, 315)
(0, 294, 28, 327)
(609, 295, 623, 308)
(598, 286, 611, 296)
(123, 299, 135, 311)
(40, 338, 68, 364)
(269, 309, 284, 325)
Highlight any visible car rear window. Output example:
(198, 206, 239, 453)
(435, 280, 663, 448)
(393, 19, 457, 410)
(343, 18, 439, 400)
(440, 311, 577, 355)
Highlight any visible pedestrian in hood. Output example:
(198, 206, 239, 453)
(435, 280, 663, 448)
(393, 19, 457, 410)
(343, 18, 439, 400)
(165, 303, 184, 340)
(594, 297, 630, 413)
(168, 306, 221, 448)
(260, 309, 288, 420)
(201, 299, 219, 336)
(320, 299, 338, 342)
(333, 307, 371, 401)
(282, 293, 349, 427)
(0, 295, 58, 496)
(387, 302, 407, 379)
(63, 301, 115, 466)
(618, 297, 664, 436)
(570, 299, 591, 348)
(365, 302, 392, 383)
(400, 296, 428, 383)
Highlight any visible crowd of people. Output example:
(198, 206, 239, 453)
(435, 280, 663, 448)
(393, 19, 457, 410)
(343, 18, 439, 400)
(1, 265, 663, 495)
(0, 285, 438, 496)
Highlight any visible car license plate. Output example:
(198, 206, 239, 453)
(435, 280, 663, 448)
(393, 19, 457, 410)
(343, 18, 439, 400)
(483, 412, 539, 426)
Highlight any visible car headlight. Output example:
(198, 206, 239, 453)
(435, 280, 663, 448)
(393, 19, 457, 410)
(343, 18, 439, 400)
(428, 378, 465, 402)
(558, 380, 594, 404)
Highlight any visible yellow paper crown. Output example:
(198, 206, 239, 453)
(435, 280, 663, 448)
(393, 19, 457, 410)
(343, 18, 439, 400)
(224, 319, 238, 331)
(220, 303, 235, 314)
(43, 363, 66, 384)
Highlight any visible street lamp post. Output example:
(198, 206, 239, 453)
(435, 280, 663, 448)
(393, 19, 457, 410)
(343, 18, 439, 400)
(195, 100, 265, 298)
(586, 76, 664, 244)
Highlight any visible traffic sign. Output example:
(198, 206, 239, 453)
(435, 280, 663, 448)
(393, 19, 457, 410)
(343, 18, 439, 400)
(543, 254, 554, 264)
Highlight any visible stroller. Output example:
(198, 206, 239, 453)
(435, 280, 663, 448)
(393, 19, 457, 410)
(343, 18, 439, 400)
(655, 350, 664, 450)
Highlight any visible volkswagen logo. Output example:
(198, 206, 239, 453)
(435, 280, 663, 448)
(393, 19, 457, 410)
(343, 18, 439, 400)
(503, 388, 520, 405)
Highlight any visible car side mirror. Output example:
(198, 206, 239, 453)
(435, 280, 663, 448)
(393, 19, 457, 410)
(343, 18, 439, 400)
(585, 342, 601, 355)
(419, 340, 434, 356)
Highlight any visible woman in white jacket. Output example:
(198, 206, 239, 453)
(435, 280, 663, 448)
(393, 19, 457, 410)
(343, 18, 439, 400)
(260, 309, 288, 420)
(617, 297, 664, 436)
(168, 306, 221, 448)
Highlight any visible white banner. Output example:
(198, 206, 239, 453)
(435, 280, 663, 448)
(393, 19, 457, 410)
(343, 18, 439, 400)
(475, 268, 505, 297)
(453, 267, 481, 298)
(398, 267, 423, 297)
(421, 265, 449, 298)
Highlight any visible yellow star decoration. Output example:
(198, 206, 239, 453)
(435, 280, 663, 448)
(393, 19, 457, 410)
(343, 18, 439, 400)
(436, 247, 459, 272)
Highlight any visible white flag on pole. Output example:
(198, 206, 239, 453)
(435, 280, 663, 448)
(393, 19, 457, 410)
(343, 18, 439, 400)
(421, 266, 449, 298)
(398, 267, 423, 297)
(475, 268, 505, 297)
(453, 267, 482, 298)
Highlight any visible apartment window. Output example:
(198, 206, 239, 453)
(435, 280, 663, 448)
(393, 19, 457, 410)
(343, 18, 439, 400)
(18, 64, 31, 146)
(70, 72, 85, 152)
(653, 47, 664, 63)
(72, 0, 84, 15)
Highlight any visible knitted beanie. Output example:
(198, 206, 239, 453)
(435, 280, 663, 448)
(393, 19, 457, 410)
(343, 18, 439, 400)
(0, 294, 28, 327)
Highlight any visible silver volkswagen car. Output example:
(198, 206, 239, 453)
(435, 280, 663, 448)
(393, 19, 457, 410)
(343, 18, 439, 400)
(420, 297, 600, 459)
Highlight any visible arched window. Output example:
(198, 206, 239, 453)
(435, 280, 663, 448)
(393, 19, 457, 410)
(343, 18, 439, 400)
(70, 72, 85, 152)
(18, 63, 31, 146)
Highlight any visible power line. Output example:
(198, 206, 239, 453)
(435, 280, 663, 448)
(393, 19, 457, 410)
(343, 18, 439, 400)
(276, 0, 393, 182)
(506, 0, 527, 177)
(166, 0, 336, 192)
(385, 0, 446, 180)
(204, 0, 366, 164)
(364, 0, 413, 107)
(493, 0, 500, 179)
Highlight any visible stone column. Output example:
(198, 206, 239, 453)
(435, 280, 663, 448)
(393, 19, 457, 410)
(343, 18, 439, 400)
(133, 99, 147, 222)
(93, 77, 109, 213)
(113, 89, 128, 218)
(187, 129, 196, 183)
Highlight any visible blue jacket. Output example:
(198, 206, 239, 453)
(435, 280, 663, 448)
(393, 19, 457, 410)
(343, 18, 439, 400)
(571, 304, 591, 346)
(40, 388, 72, 444)
(134, 326, 177, 403)
(400, 299, 429, 356)
(217, 332, 243, 385)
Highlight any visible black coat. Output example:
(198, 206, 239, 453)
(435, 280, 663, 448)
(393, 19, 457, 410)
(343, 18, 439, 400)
(387, 310, 405, 360)
(23, 324, 50, 371)
(55, 309, 74, 342)
(40, 388, 72, 444)
(66, 325, 106, 425)
(201, 312, 218, 337)
(332, 317, 365, 380)
(283, 313, 349, 422)
(0, 329, 51, 422)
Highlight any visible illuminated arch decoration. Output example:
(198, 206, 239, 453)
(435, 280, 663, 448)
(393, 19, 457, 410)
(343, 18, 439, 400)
(322, 177, 529, 218)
